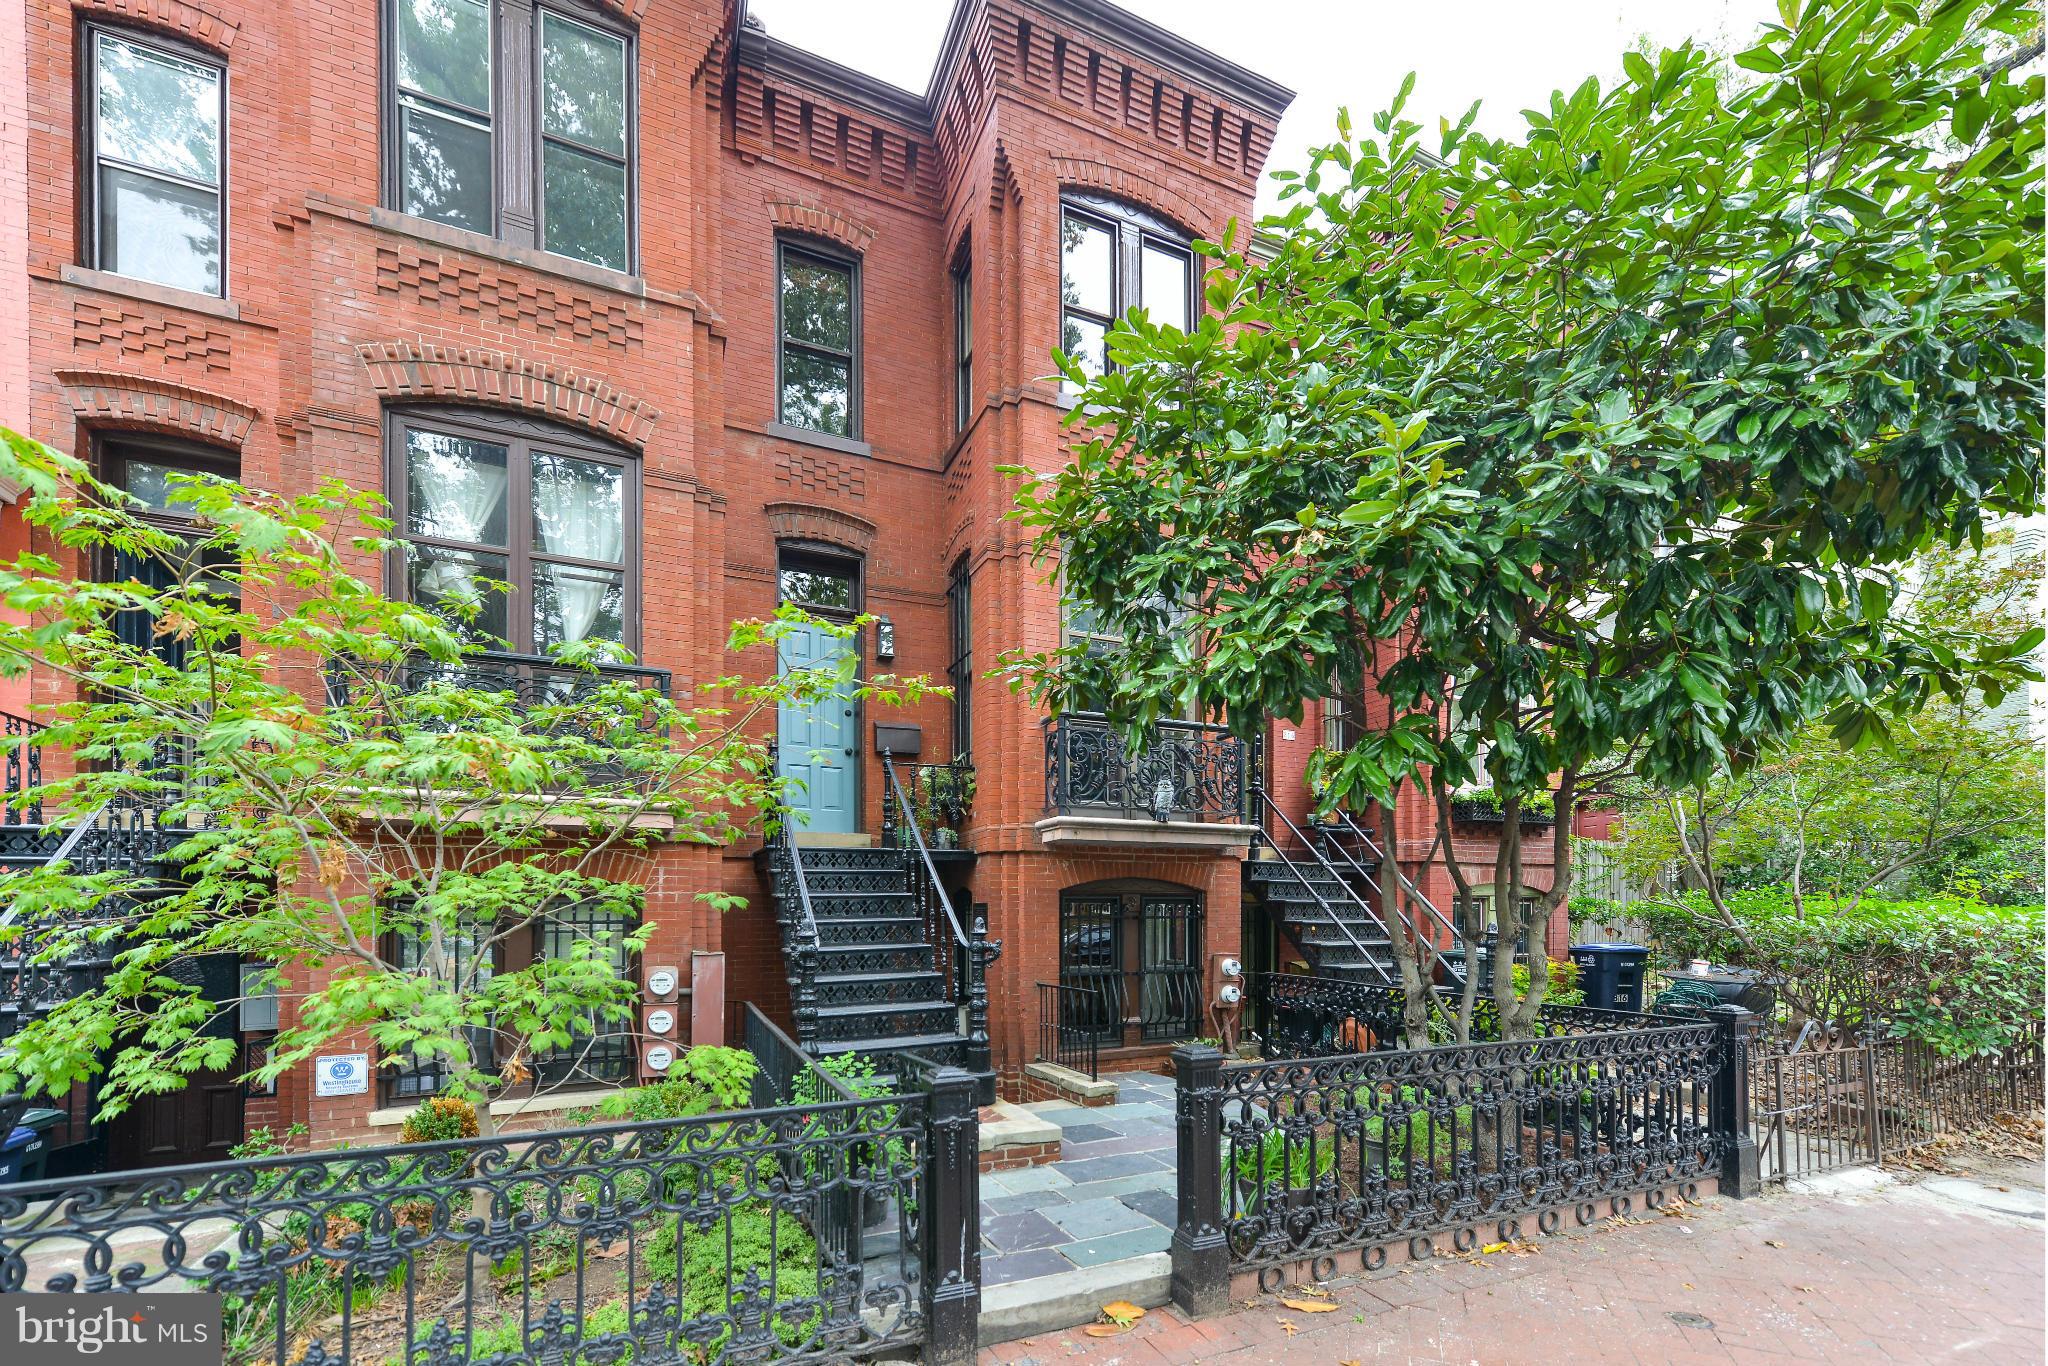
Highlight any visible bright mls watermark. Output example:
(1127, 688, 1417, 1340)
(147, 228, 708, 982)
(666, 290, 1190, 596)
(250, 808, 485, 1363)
(5, 1295, 221, 1366)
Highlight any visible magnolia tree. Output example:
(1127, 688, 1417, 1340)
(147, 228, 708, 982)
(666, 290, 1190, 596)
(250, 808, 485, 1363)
(1612, 525, 2046, 917)
(0, 428, 933, 1135)
(1006, 0, 2044, 1045)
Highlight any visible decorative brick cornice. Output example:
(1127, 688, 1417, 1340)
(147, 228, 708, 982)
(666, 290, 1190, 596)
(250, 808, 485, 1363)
(765, 501, 876, 555)
(355, 342, 660, 449)
(56, 368, 258, 448)
(1050, 155, 1207, 236)
(75, 0, 238, 52)
(767, 198, 877, 255)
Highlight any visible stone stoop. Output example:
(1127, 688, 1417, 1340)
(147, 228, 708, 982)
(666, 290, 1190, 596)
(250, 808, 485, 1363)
(1022, 1061, 1119, 1108)
(979, 1101, 1063, 1173)
(977, 1253, 1173, 1346)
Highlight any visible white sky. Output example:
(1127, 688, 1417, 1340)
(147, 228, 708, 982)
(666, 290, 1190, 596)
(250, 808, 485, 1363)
(746, 0, 1783, 214)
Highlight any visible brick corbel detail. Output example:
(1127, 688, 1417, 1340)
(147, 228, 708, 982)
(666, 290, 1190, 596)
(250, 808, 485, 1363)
(1050, 155, 1206, 237)
(765, 501, 876, 555)
(356, 342, 660, 449)
(74, 0, 238, 51)
(768, 198, 877, 255)
(55, 368, 258, 447)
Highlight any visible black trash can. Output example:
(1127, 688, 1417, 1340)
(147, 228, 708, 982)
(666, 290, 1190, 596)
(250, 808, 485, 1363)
(1570, 943, 1651, 1012)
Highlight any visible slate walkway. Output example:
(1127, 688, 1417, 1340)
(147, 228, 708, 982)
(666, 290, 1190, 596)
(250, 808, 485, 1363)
(979, 1071, 1181, 1287)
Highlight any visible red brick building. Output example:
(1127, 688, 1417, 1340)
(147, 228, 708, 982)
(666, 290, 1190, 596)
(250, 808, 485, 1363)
(0, 0, 1582, 1168)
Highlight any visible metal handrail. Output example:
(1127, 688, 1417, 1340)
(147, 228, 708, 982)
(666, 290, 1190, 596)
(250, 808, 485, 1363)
(1250, 786, 1395, 987)
(1035, 981, 1103, 1081)
(2, 710, 44, 825)
(766, 742, 828, 1047)
(0, 802, 109, 930)
(880, 752, 970, 958)
(1317, 807, 1471, 973)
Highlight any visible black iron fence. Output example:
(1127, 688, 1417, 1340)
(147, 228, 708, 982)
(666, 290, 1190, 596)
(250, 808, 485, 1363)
(0, 1062, 986, 1365)
(1750, 1026, 2045, 1184)
(1036, 981, 1103, 1081)
(1043, 713, 1245, 823)
(1168, 990, 1756, 1311)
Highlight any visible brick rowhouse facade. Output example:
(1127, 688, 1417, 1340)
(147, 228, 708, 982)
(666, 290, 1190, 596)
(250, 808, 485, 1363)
(2, 0, 1585, 1161)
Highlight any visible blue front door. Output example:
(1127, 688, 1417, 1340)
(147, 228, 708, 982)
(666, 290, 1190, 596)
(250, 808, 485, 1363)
(777, 622, 858, 834)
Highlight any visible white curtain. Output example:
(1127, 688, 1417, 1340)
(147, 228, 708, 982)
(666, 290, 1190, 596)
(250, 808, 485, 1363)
(412, 442, 508, 613)
(536, 457, 623, 645)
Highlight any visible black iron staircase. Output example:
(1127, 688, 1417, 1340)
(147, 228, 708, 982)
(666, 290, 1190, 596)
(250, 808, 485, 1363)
(1244, 788, 1473, 987)
(761, 747, 998, 1103)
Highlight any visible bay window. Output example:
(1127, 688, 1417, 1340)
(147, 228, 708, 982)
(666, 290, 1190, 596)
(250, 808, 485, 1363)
(387, 0, 635, 272)
(1059, 193, 1193, 395)
(390, 410, 638, 656)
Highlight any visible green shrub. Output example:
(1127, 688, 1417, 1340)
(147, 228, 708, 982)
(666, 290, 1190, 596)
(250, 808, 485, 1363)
(1636, 887, 2044, 1056)
(399, 1096, 479, 1145)
(401, 1300, 634, 1366)
(644, 1202, 822, 1352)
(1512, 957, 1584, 1009)
(1229, 1128, 1334, 1192)
(597, 1046, 757, 1120)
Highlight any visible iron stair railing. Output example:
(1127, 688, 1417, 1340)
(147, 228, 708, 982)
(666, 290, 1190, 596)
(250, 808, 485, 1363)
(880, 750, 994, 1076)
(1248, 786, 1396, 987)
(2, 711, 44, 825)
(765, 742, 827, 1049)
(1315, 806, 1475, 985)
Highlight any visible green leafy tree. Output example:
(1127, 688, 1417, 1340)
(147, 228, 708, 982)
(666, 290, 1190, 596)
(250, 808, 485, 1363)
(1005, 0, 2043, 1044)
(0, 428, 934, 1139)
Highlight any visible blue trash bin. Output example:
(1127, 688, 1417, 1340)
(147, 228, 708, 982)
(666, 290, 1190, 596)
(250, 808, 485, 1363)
(0, 1123, 38, 1184)
(1569, 943, 1651, 1012)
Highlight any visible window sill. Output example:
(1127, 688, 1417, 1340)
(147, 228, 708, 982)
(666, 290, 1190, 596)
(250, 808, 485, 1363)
(60, 265, 239, 321)
(764, 421, 872, 459)
(367, 207, 647, 298)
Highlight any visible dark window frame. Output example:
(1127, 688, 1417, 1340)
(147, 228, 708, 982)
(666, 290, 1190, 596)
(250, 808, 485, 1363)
(952, 240, 973, 432)
(774, 237, 863, 440)
(384, 405, 643, 658)
(378, 900, 638, 1103)
(946, 553, 972, 760)
(776, 543, 863, 620)
(1058, 191, 1194, 394)
(380, 0, 639, 273)
(79, 21, 229, 298)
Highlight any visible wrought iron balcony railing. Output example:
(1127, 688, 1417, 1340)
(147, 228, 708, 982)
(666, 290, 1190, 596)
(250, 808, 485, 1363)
(324, 651, 673, 786)
(1043, 712, 1245, 823)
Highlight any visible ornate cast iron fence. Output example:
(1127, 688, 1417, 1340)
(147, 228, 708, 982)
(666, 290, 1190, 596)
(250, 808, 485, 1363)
(2, 709, 43, 825)
(1750, 1026, 2045, 1184)
(0, 1067, 987, 1366)
(1043, 713, 1244, 823)
(1167, 1004, 1757, 1314)
(1252, 973, 1667, 1060)
(1036, 981, 1103, 1081)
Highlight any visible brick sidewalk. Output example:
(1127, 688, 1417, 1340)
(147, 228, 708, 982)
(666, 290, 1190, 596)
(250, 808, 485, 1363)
(978, 1175, 2045, 1364)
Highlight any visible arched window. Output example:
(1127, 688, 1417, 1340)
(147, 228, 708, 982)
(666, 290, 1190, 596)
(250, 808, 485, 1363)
(386, 407, 640, 657)
(1058, 191, 1194, 395)
(1058, 881, 1203, 1047)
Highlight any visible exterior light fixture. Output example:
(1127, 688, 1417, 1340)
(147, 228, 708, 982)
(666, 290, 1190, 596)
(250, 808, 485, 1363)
(875, 615, 896, 661)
